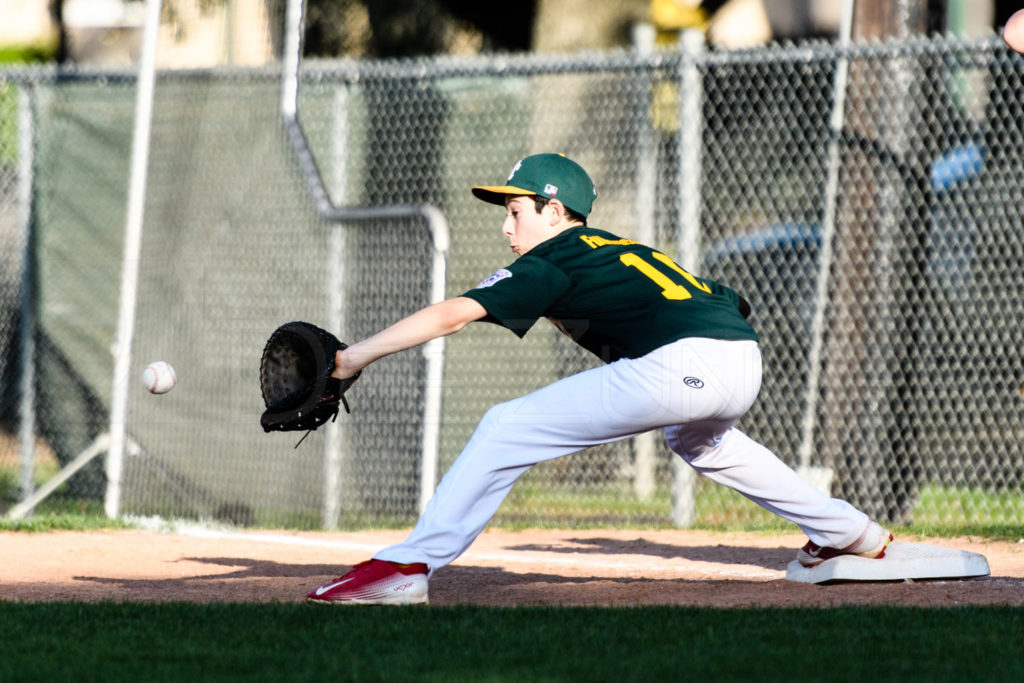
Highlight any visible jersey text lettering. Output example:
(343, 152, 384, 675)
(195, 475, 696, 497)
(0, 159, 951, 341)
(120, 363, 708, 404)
(579, 235, 640, 249)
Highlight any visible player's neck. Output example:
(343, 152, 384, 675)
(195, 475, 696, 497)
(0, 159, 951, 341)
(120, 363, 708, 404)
(553, 218, 584, 233)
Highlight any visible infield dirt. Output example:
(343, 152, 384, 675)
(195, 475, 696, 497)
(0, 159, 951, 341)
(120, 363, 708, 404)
(4, 528, 1023, 607)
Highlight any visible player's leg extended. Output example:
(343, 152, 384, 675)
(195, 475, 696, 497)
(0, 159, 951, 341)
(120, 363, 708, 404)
(375, 339, 734, 571)
(661, 340, 872, 549)
(668, 426, 871, 549)
(375, 368, 648, 570)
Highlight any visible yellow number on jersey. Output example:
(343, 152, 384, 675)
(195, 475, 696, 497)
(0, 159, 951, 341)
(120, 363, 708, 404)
(619, 251, 711, 300)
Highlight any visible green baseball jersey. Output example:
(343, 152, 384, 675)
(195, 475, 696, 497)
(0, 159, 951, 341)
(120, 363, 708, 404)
(461, 226, 758, 362)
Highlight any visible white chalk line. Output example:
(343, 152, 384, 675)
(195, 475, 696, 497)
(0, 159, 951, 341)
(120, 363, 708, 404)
(172, 526, 784, 580)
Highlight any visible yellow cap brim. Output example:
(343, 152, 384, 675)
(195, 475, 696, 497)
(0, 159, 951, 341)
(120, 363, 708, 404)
(471, 185, 537, 206)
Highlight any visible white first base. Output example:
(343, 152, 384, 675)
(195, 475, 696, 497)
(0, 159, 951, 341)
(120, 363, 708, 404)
(786, 541, 990, 584)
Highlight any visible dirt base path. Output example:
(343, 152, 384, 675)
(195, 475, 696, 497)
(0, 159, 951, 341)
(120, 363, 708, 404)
(4, 528, 1023, 607)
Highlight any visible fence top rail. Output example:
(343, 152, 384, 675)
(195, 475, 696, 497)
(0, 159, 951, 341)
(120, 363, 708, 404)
(299, 33, 1008, 80)
(0, 33, 1009, 86)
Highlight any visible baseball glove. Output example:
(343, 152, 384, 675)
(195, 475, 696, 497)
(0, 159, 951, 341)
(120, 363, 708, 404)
(259, 321, 359, 439)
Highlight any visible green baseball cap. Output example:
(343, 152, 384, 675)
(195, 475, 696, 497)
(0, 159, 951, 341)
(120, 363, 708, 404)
(472, 153, 597, 218)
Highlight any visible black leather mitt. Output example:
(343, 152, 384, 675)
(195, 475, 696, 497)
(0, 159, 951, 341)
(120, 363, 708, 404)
(259, 321, 359, 437)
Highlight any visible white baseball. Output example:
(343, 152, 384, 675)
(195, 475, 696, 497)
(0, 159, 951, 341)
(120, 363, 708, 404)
(143, 361, 176, 394)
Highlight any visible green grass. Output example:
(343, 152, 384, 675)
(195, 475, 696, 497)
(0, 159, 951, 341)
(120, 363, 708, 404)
(3, 484, 1022, 539)
(496, 481, 675, 529)
(913, 483, 1024, 527)
(0, 603, 1021, 682)
(0, 457, 123, 531)
(0, 509, 132, 533)
(497, 479, 1024, 535)
(4, 445, 1022, 537)
(495, 476, 813, 529)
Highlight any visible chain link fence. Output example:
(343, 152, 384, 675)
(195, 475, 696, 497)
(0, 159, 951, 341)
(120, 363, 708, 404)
(1, 31, 1022, 529)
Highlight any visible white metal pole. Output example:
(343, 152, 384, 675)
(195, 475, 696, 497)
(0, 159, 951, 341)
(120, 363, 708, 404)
(633, 21, 658, 247)
(105, 0, 163, 519)
(631, 21, 658, 501)
(17, 84, 36, 503)
(797, 0, 855, 485)
(676, 28, 705, 274)
(672, 28, 705, 527)
(323, 86, 350, 530)
(279, 0, 450, 519)
(281, 0, 302, 120)
(418, 206, 449, 514)
(324, 224, 345, 530)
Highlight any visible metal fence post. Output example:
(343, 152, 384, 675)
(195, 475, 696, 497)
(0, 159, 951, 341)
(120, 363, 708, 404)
(282, 0, 450, 525)
(796, 0, 855, 494)
(323, 84, 350, 531)
(631, 21, 658, 501)
(672, 28, 705, 527)
(17, 83, 36, 505)
(105, 0, 163, 519)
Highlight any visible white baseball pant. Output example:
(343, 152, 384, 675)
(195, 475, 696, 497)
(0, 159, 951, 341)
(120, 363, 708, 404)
(375, 337, 869, 572)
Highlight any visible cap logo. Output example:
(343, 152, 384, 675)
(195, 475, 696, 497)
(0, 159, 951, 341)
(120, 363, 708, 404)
(472, 153, 595, 218)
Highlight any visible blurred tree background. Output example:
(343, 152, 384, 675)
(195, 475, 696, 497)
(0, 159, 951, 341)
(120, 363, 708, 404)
(302, 0, 538, 57)
(20, 1, 1022, 67)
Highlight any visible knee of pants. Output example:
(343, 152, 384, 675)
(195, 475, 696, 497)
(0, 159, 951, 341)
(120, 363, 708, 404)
(664, 423, 730, 461)
(466, 399, 532, 451)
(480, 394, 533, 426)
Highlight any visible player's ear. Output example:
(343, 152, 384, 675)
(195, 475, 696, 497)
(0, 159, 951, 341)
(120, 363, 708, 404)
(547, 198, 566, 224)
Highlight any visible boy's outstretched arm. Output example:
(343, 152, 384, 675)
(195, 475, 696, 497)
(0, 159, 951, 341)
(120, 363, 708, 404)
(332, 296, 487, 379)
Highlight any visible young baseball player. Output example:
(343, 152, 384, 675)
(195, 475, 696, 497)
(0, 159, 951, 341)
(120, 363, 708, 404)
(307, 153, 893, 605)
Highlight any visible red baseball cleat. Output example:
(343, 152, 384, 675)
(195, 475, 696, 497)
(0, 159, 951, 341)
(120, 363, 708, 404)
(796, 521, 894, 568)
(307, 559, 429, 605)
